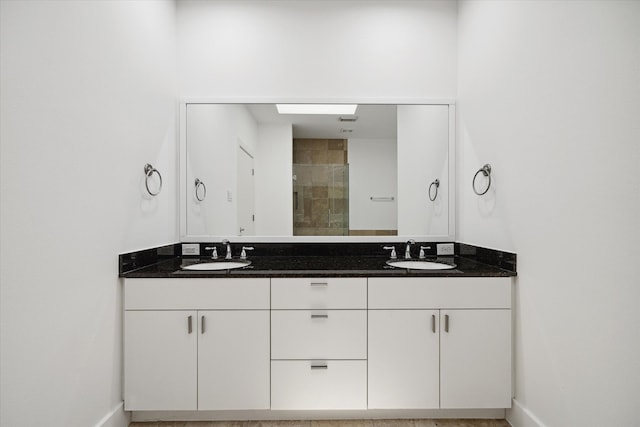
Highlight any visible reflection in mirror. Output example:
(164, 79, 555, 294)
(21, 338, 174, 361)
(181, 103, 453, 241)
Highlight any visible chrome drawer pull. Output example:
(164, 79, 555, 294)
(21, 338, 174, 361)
(311, 314, 329, 319)
(310, 281, 328, 287)
(431, 314, 436, 333)
(187, 315, 193, 334)
(444, 314, 450, 333)
(311, 363, 328, 369)
(201, 315, 205, 334)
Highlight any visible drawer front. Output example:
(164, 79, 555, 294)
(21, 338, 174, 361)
(271, 360, 367, 410)
(368, 277, 511, 309)
(271, 277, 367, 309)
(124, 278, 270, 310)
(271, 310, 366, 359)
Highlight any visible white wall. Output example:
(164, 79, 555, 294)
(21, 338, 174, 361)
(176, 0, 457, 99)
(255, 124, 293, 236)
(397, 105, 450, 236)
(348, 138, 398, 230)
(185, 104, 258, 237)
(0, 1, 177, 427)
(457, 1, 640, 426)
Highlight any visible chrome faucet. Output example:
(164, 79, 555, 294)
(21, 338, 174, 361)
(204, 246, 218, 259)
(240, 246, 254, 260)
(404, 239, 415, 259)
(222, 239, 232, 259)
(419, 246, 431, 259)
(383, 245, 397, 259)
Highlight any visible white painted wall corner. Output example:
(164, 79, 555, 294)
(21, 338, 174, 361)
(506, 399, 547, 427)
(94, 402, 129, 427)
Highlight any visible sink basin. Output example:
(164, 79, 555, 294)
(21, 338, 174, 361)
(181, 260, 251, 271)
(386, 259, 456, 270)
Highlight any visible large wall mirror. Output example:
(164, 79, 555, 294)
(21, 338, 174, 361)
(179, 100, 455, 242)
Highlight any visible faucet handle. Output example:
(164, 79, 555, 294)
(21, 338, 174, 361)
(383, 246, 397, 259)
(419, 246, 431, 259)
(205, 246, 218, 259)
(240, 246, 254, 260)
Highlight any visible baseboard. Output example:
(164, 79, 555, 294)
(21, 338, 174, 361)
(132, 408, 505, 422)
(95, 401, 130, 427)
(506, 399, 547, 427)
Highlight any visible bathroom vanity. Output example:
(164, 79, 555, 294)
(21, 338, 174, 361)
(120, 243, 516, 421)
(121, 99, 516, 421)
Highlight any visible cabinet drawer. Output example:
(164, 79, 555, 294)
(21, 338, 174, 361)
(368, 277, 511, 309)
(271, 310, 366, 359)
(271, 277, 366, 309)
(271, 360, 367, 410)
(124, 278, 270, 310)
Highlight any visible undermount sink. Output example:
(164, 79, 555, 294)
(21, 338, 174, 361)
(181, 260, 251, 271)
(386, 259, 456, 270)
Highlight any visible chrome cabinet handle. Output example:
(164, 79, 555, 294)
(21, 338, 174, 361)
(444, 314, 449, 333)
(201, 315, 205, 334)
(311, 362, 328, 369)
(431, 314, 436, 333)
(311, 314, 329, 319)
(310, 281, 328, 287)
(188, 315, 193, 334)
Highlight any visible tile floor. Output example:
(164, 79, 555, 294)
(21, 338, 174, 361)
(129, 419, 510, 427)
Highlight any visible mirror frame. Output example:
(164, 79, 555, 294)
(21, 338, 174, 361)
(179, 98, 456, 243)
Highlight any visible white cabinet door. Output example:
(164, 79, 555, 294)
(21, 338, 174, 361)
(440, 309, 512, 408)
(124, 310, 197, 411)
(197, 310, 270, 410)
(368, 310, 440, 409)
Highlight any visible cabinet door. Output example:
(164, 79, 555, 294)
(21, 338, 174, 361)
(124, 310, 197, 410)
(440, 309, 512, 408)
(197, 310, 270, 410)
(368, 310, 440, 409)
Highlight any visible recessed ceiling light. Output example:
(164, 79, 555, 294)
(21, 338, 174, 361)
(276, 104, 358, 115)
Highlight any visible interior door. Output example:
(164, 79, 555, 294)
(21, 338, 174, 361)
(237, 144, 255, 235)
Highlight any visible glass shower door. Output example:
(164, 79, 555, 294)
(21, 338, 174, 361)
(293, 164, 349, 236)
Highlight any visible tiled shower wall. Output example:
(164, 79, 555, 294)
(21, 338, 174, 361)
(293, 139, 349, 236)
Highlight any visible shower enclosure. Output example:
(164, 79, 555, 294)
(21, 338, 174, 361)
(292, 164, 349, 236)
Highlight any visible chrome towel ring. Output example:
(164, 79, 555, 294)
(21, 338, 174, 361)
(144, 163, 162, 196)
(472, 164, 492, 196)
(195, 178, 207, 201)
(428, 179, 440, 201)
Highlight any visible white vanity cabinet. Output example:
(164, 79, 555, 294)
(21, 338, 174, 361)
(368, 309, 440, 408)
(123, 278, 270, 411)
(368, 277, 512, 409)
(270, 277, 368, 410)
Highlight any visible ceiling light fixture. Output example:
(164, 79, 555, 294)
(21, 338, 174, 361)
(276, 104, 358, 115)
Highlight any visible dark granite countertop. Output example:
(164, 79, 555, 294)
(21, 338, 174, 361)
(121, 255, 516, 278)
